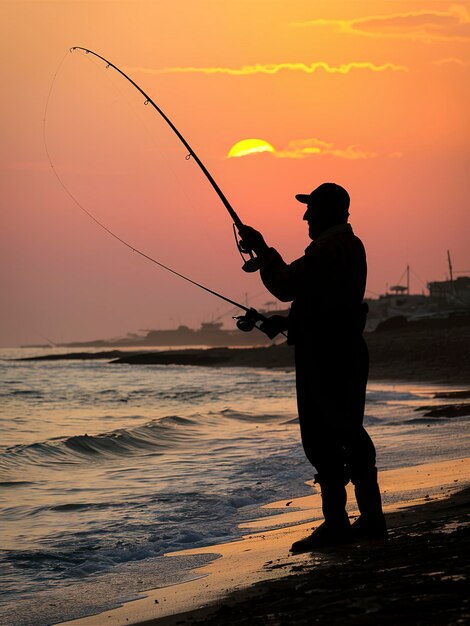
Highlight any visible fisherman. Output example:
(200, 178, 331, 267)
(239, 183, 387, 551)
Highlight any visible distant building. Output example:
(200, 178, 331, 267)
(428, 276, 470, 307)
(365, 275, 470, 331)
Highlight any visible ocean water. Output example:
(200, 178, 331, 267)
(0, 347, 468, 626)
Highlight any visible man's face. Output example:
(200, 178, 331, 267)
(303, 204, 330, 240)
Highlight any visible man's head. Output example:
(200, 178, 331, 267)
(296, 182, 350, 240)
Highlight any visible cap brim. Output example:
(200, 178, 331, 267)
(295, 194, 310, 204)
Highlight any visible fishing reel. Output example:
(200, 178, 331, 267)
(241, 257, 260, 273)
(233, 308, 264, 333)
(233, 225, 260, 273)
(234, 309, 288, 339)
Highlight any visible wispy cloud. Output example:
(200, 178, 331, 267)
(127, 61, 408, 77)
(225, 137, 378, 160)
(434, 56, 470, 66)
(274, 138, 377, 160)
(291, 5, 470, 42)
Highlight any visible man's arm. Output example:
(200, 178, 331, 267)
(238, 225, 295, 300)
(259, 248, 298, 301)
(238, 225, 314, 302)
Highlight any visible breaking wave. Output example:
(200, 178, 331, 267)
(0, 411, 289, 469)
(0, 415, 198, 468)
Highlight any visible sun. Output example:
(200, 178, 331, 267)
(227, 138, 275, 158)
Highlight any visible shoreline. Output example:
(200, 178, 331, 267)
(12, 320, 470, 385)
(61, 457, 470, 626)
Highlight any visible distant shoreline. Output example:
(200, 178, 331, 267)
(14, 321, 470, 385)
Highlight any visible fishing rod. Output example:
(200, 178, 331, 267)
(43, 53, 280, 338)
(70, 46, 259, 273)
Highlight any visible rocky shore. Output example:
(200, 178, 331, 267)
(17, 318, 470, 385)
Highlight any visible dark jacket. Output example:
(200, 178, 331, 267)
(259, 224, 367, 345)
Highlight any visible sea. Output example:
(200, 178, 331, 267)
(0, 346, 468, 626)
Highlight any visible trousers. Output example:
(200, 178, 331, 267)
(294, 335, 377, 485)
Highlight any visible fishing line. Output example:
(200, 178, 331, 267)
(69, 47, 259, 273)
(43, 52, 251, 314)
(206, 289, 272, 324)
(78, 50, 198, 218)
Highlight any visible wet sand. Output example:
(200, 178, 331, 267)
(62, 458, 469, 626)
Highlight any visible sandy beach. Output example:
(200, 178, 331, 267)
(61, 457, 469, 626)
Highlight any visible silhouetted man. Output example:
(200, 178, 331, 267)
(239, 183, 386, 551)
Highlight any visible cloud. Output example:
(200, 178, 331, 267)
(434, 57, 470, 66)
(224, 137, 380, 160)
(291, 5, 470, 42)
(226, 138, 377, 160)
(275, 138, 377, 160)
(127, 61, 408, 77)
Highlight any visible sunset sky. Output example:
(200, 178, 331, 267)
(1, 0, 469, 346)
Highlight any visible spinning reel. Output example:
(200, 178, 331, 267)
(233, 225, 259, 273)
(233, 308, 287, 340)
(233, 308, 265, 333)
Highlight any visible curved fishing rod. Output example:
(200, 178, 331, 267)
(70, 46, 258, 273)
(42, 58, 272, 336)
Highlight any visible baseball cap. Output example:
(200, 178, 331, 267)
(295, 182, 350, 213)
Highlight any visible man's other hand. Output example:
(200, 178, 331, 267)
(259, 315, 288, 339)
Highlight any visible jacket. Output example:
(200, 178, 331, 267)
(258, 224, 367, 345)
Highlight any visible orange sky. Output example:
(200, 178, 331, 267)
(1, 1, 469, 346)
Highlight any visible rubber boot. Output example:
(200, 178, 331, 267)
(352, 476, 387, 540)
(291, 482, 352, 553)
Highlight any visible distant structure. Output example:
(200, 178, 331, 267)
(365, 254, 470, 330)
(428, 276, 470, 306)
(24, 255, 469, 348)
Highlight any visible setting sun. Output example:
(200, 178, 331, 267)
(227, 138, 275, 158)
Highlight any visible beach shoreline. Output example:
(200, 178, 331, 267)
(13, 319, 470, 385)
(61, 457, 469, 626)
